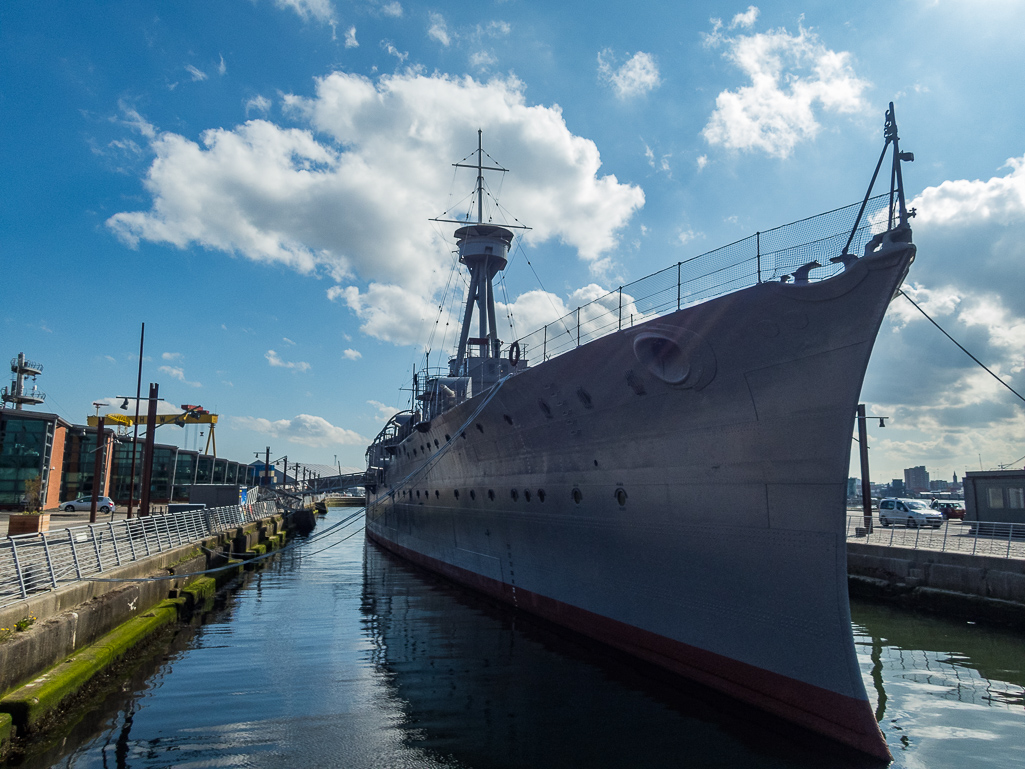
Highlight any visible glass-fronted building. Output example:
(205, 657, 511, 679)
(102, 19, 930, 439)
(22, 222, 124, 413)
(172, 450, 198, 501)
(60, 425, 116, 502)
(110, 438, 143, 505)
(0, 410, 69, 510)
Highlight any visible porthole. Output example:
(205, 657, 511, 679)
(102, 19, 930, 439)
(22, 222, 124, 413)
(454, 489, 460, 499)
(413, 448, 418, 456)
(445, 434, 451, 441)
(524, 489, 532, 502)
(572, 488, 583, 504)
(615, 488, 627, 506)
(511, 489, 519, 501)
(537, 489, 546, 502)
(461, 432, 467, 440)
(503, 414, 514, 425)
(577, 388, 593, 409)
(470, 489, 476, 500)
(594, 459, 599, 467)
(434, 439, 440, 447)
(538, 399, 553, 419)
(476, 423, 485, 433)
(416, 490, 420, 498)
(488, 489, 495, 501)
(435, 490, 440, 498)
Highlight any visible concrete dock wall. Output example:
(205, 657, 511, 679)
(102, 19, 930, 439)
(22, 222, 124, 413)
(0, 511, 290, 753)
(847, 542, 1025, 626)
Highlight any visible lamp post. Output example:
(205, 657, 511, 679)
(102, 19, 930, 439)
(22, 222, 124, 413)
(89, 416, 105, 524)
(125, 322, 144, 519)
(857, 404, 888, 532)
(139, 383, 160, 516)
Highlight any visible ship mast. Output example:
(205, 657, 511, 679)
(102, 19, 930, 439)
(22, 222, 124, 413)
(432, 131, 528, 379)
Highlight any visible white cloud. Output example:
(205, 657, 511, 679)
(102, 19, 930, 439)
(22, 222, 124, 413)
(381, 41, 408, 62)
(469, 50, 497, 69)
(344, 26, 359, 48)
(643, 142, 671, 175)
(730, 5, 759, 29)
(678, 228, 699, 245)
(342, 348, 362, 360)
(232, 413, 366, 447)
(381, 1, 403, 18)
(428, 13, 450, 46)
(158, 364, 201, 387)
(274, 0, 335, 24)
(910, 154, 1025, 228)
(185, 64, 208, 82)
(597, 50, 661, 99)
(218, 55, 227, 76)
(854, 151, 1025, 480)
(109, 72, 644, 347)
(283, 337, 296, 346)
(482, 20, 510, 37)
(265, 349, 311, 372)
(696, 154, 708, 171)
(162, 351, 183, 361)
(368, 400, 399, 422)
(245, 95, 271, 116)
(702, 18, 868, 158)
(117, 101, 156, 140)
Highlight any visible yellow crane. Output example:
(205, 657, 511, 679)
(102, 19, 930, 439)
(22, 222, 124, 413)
(88, 404, 219, 455)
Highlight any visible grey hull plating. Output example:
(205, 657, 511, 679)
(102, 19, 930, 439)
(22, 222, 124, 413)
(366, 237, 915, 760)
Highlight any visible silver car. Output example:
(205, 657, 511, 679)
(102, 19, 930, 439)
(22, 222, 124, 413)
(879, 498, 943, 528)
(60, 496, 116, 514)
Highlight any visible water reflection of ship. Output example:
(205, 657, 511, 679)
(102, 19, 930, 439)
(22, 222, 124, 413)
(361, 540, 881, 769)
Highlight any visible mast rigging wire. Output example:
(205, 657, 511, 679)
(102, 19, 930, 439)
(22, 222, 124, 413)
(898, 289, 1025, 406)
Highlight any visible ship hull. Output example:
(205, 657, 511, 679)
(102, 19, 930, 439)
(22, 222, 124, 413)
(366, 239, 914, 760)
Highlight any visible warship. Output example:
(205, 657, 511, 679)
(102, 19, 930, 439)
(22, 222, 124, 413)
(365, 104, 916, 760)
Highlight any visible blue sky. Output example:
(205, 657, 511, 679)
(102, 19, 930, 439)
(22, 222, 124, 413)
(3, 0, 1024, 482)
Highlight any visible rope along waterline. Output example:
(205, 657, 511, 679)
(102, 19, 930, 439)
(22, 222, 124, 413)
(898, 289, 1025, 406)
(194, 507, 367, 558)
(77, 508, 367, 584)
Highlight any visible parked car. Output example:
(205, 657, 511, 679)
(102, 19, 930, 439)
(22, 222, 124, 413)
(60, 496, 116, 513)
(878, 498, 943, 528)
(931, 501, 965, 520)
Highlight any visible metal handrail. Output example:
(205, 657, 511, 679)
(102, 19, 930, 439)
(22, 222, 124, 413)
(0, 499, 279, 610)
(845, 515, 1025, 560)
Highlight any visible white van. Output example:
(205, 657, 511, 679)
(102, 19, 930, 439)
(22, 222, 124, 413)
(878, 498, 943, 528)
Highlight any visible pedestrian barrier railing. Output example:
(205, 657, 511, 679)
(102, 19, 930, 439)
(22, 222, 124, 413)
(845, 514, 1025, 560)
(0, 500, 279, 611)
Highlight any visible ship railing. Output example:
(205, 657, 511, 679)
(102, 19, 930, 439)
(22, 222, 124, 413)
(845, 514, 1025, 560)
(0, 500, 279, 610)
(512, 193, 896, 364)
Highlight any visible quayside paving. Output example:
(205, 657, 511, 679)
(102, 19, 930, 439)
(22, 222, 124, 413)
(0, 507, 300, 759)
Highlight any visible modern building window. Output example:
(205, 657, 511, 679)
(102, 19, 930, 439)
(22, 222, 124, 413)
(1009, 488, 1024, 509)
(987, 487, 1004, 508)
(0, 415, 51, 507)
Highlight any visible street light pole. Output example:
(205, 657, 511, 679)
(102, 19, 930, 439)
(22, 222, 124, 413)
(89, 416, 105, 524)
(126, 322, 144, 519)
(139, 383, 159, 516)
(857, 404, 873, 532)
